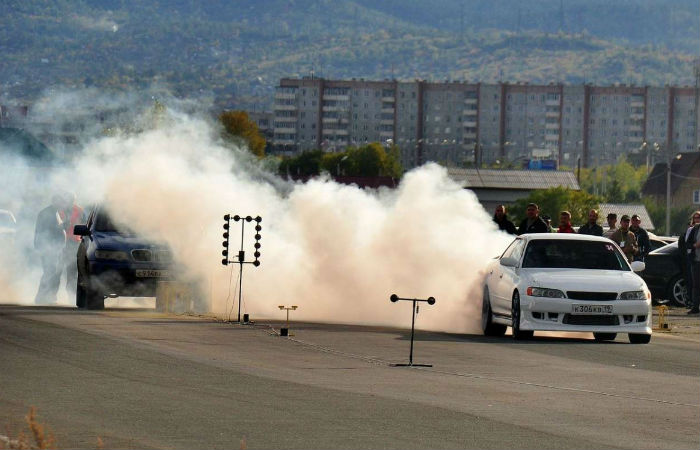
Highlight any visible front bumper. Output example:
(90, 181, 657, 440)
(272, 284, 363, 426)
(519, 296, 652, 334)
(88, 260, 172, 297)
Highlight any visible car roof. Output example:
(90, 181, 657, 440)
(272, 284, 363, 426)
(518, 233, 612, 243)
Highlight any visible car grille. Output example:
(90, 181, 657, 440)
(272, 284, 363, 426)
(567, 291, 618, 301)
(131, 249, 172, 262)
(563, 314, 620, 326)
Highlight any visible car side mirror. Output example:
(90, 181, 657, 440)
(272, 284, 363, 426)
(500, 256, 519, 267)
(73, 224, 90, 236)
(630, 261, 645, 272)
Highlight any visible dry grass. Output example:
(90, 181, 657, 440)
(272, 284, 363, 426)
(0, 407, 56, 449)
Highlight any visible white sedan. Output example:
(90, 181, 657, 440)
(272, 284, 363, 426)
(482, 233, 652, 343)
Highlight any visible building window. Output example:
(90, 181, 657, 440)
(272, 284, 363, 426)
(694, 190, 700, 205)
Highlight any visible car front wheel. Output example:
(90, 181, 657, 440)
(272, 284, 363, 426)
(667, 275, 688, 308)
(482, 287, 506, 336)
(593, 332, 617, 342)
(511, 291, 533, 340)
(628, 333, 651, 344)
(76, 271, 87, 308)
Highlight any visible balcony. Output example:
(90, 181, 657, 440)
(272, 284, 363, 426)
(545, 123, 559, 130)
(464, 98, 478, 105)
(324, 94, 349, 101)
(630, 113, 644, 120)
(380, 119, 394, 125)
(275, 104, 297, 111)
(274, 127, 297, 134)
(381, 108, 395, 114)
(630, 101, 644, 108)
(462, 121, 477, 127)
(275, 92, 296, 100)
(545, 99, 560, 106)
(275, 116, 297, 122)
(545, 111, 560, 118)
(462, 109, 478, 116)
(322, 117, 339, 124)
(382, 96, 395, 102)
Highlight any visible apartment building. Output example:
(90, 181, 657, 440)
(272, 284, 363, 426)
(272, 78, 700, 169)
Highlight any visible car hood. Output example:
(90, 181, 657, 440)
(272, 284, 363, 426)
(93, 232, 167, 250)
(524, 269, 647, 292)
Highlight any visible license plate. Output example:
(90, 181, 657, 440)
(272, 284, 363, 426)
(135, 269, 169, 278)
(571, 304, 613, 315)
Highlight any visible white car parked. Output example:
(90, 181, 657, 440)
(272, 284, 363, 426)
(482, 233, 652, 344)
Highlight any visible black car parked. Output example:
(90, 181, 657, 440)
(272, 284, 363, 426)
(640, 242, 687, 306)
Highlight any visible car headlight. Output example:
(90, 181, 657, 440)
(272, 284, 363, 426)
(619, 290, 649, 300)
(94, 250, 129, 261)
(526, 287, 565, 298)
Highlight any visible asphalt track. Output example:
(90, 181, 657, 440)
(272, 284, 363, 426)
(0, 305, 698, 449)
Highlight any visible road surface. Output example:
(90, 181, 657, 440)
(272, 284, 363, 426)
(0, 305, 698, 449)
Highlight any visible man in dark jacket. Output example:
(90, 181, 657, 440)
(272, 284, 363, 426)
(629, 214, 651, 262)
(679, 211, 700, 310)
(578, 209, 604, 236)
(34, 194, 66, 304)
(517, 203, 549, 235)
(493, 204, 516, 235)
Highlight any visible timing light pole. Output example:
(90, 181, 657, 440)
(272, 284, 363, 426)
(222, 214, 262, 323)
(389, 294, 436, 367)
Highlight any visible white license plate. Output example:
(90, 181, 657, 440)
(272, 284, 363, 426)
(571, 304, 613, 315)
(135, 269, 169, 278)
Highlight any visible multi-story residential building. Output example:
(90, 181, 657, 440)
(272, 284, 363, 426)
(272, 78, 700, 169)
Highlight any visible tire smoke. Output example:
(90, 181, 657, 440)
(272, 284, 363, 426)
(0, 92, 513, 333)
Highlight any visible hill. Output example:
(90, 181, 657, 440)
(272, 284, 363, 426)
(0, 0, 698, 110)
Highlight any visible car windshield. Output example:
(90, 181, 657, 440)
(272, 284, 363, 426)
(522, 239, 629, 270)
(94, 211, 135, 235)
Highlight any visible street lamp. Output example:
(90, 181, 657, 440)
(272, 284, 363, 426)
(665, 150, 683, 234)
(337, 154, 348, 176)
(640, 141, 649, 174)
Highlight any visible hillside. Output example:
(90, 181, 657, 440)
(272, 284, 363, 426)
(0, 0, 698, 110)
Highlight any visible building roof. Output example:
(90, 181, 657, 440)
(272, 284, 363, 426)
(642, 152, 700, 196)
(598, 203, 654, 230)
(447, 168, 580, 190)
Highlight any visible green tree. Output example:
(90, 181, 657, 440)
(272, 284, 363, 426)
(279, 143, 403, 178)
(509, 187, 601, 228)
(219, 110, 266, 158)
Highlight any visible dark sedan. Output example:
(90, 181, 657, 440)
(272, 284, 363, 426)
(640, 242, 687, 306)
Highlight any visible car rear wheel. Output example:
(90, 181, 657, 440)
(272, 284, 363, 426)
(628, 333, 651, 344)
(593, 332, 617, 342)
(666, 275, 688, 308)
(511, 291, 533, 340)
(482, 287, 507, 336)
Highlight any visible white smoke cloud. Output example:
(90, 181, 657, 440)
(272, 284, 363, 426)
(0, 90, 513, 333)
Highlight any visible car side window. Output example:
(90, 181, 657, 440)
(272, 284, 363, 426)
(502, 238, 525, 262)
(510, 240, 526, 263)
(501, 238, 520, 258)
